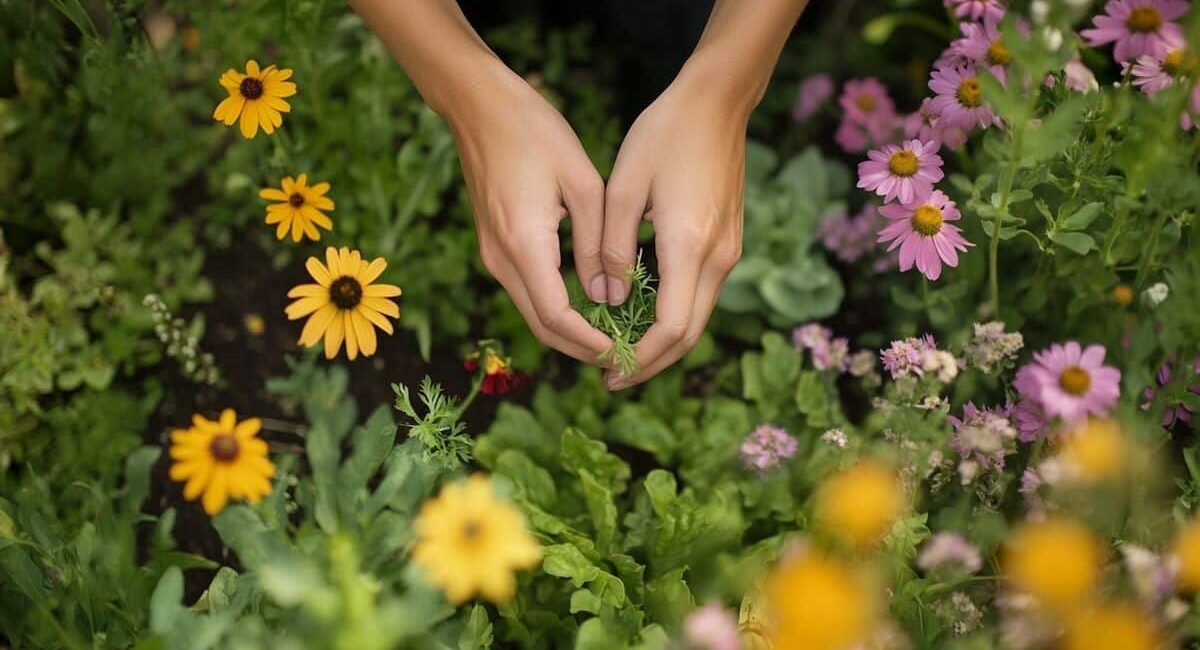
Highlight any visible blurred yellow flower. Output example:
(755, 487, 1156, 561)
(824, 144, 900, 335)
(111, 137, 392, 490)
(213, 59, 296, 139)
(1172, 519, 1200, 592)
(412, 475, 542, 604)
(1112, 284, 1134, 307)
(767, 551, 874, 650)
(1062, 602, 1157, 650)
(814, 460, 904, 548)
(1004, 518, 1103, 613)
(259, 174, 335, 242)
(1059, 419, 1127, 482)
(286, 247, 401, 360)
(168, 409, 275, 516)
(244, 313, 265, 336)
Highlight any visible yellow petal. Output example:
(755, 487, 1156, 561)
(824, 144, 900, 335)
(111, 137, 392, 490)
(343, 311, 359, 360)
(290, 213, 304, 242)
(281, 176, 296, 194)
(288, 284, 327, 298)
(358, 258, 388, 285)
(202, 470, 230, 515)
(305, 257, 332, 286)
(364, 284, 402, 298)
(352, 310, 377, 356)
(358, 306, 395, 335)
(301, 205, 332, 231)
(296, 173, 307, 188)
(239, 102, 259, 138)
(266, 80, 297, 98)
(309, 181, 330, 196)
(183, 463, 213, 501)
(213, 95, 244, 124)
(298, 304, 338, 345)
(323, 311, 345, 359)
(310, 196, 335, 211)
(245, 59, 260, 77)
(362, 297, 400, 318)
(219, 409, 236, 432)
(325, 247, 341, 277)
(260, 187, 289, 201)
(275, 219, 290, 240)
(235, 418, 262, 440)
(302, 220, 320, 241)
(219, 70, 244, 91)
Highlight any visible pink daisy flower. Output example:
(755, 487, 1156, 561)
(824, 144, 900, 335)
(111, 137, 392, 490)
(793, 73, 835, 122)
(1064, 55, 1099, 93)
(1080, 0, 1188, 63)
(877, 190, 972, 281)
(929, 65, 1001, 130)
(904, 98, 969, 151)
(1015, 342, 1122, 423)
(857, 139, 945, 205)
(945, 0, 1006, 22)
(956, 17, 1023, 83)
(839, 78, 898, 141)
(834, 117, 870, 153)
(1131, 47, 1196, 95)
(683, 604, 740, 650)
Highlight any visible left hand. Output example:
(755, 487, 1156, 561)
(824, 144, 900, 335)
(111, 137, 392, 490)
(600, 68, 748, 390)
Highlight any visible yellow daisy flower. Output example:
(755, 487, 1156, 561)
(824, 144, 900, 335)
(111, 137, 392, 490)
(412, 475, 542, 604)
(286, 247, 402, 360)
(259, 174, 335, 242)
(212, 59, 296, 139)
(767, 550, 875, 650)
(814, 459, 905, 549)
(168, 409, 275, 516)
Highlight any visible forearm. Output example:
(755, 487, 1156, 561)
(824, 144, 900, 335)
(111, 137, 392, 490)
(347, 0, 503, 119)
(679, 0, 810, 119)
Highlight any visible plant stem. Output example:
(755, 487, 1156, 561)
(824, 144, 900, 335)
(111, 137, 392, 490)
(449, 376, 482, 422)
(989, 126, 1024, 318)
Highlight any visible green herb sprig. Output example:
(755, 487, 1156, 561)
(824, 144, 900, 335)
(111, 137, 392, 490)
(572, 254, 657, 377)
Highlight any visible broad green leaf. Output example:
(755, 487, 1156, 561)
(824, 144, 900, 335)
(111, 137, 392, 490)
(1059, 202, 1104, 230)
(149, 567, 185, 634)
(1048, 230, 1095, 255)
(561, 428, 630, 496)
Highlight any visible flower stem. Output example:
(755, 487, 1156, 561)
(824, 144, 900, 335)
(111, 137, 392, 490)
(989, 126, 1024, 317)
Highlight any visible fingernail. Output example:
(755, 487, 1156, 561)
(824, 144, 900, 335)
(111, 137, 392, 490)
(607, 276, 628, 305)
(588, 276, 608, 303)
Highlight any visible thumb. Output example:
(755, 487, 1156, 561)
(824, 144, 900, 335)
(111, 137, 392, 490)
(561, 167, 608, 303)
(601, 167, 650, 306)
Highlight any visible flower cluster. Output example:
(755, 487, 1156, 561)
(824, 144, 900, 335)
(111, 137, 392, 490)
(880, 334, 940, 380)
(464, 343, 526, 396)
(793, 323, 850, 372)
(740, 424, 799, 471)
(947, 401, 1018, 483)
(818, 203, 886, 264)
(962, 320, 1024, 373)
(918, 532, 983, 574)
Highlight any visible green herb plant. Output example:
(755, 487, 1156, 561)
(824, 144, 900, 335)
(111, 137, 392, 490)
(573, 254, 657, 377)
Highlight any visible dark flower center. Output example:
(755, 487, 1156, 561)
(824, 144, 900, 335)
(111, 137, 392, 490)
(956, 78, 983, 108)
(1163, 49, 1197, 77)
(462, 520, 481, 540)
(1059, 366, 1092, 396)
(987, 40, 1012, 66)
(911, 205, 944, 236)
(289, 192, 305, 207)
(239, 77, 264, 100)
(888, 150, 920, 177)
(1126, 6, 1162, 33)
(209, 433, 240, 462)
(329, 276, 363, 310)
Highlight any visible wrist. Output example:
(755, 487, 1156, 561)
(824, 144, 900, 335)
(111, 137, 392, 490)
(673, 44, 768, 123)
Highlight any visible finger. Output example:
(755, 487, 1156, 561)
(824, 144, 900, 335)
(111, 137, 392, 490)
(488, 250, 612, 364)
(607, 262, 726, 390)
(507, 226, 613, 362)
(605, 226, 701, 386)
(602, 167, 650, 306)
(561, 168, 608, 303)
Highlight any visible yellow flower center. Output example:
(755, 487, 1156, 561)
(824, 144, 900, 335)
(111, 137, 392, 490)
(209, 433, 240, 463)
(239, 77, 264, 100)
(911, 205, 944, 236)
(1126, 6, 1163, 33)
(462, 519, 482, 542)
(483, 352, 509, 375)
(888, 150, 920, 177)
(288, 192, 305, 207)
(1059, 366, 1092, 395)
(1112, 284, 1134, 307)
(855, 93, 877, 113)
(329, 276, 363, 310)
(956, 77, 983, 108)
(1163, 49, 1197, 76)
(987, 40, 1012, 66)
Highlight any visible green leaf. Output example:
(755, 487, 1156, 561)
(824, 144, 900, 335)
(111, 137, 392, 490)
(607, 404, 676, 465)
(338, 405, 396, 503)
(494, 450, 558, 510)
(1059, 202, 1104, 230)
(1021, 96, 1091, 166)
(1048, 230, 1095, 255)
(307, 422, 342, 533)
(561, 428, 630, 496)
(122, 446, 161, 516)
(579, 471, 619, 553)
(149, 567, 185, 634)
(458, 604, 494, 649)
(795, 370, 830, 428)
(644, 568, 694, 627)
(0, 545, 45, 600)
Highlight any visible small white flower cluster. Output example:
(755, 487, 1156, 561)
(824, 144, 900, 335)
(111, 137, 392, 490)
(820, 428, 849, 449)
(963, 321, 1024, 373)
(143, 293, 220, 385)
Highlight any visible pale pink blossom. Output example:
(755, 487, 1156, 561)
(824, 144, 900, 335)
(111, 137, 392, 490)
(857, 139, 945, 205)
(1080, 0, 1188, 63)
(793, 73, 835, 121)
(877, 190, 972, 281)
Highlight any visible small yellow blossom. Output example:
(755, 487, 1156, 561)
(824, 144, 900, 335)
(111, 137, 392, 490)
(244, 313, 265, 336)
(814, 460, 904, 548)
(285, 247, 402, 360)
(412, 475, 542, 604)
(259, 174, 335, 242)
(767, 551, 875, 650)
(1062, 602, 1157, 650)
(1172, 519, 1200, 592)
(213, 59, 296, 139)
(1004, 518, 1103, 613)
(1112, 284, 1134, 307)
(168, 409, 275, 515)
(1058, 419, 1127, 482)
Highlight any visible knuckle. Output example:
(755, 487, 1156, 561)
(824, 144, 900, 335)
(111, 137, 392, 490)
(601, 242, 634, 271)
(478, 242, 503, 277)
(682, 329, 703, 349)
(660, 319, 689, 343)
(712, 244, 742, 273)
(574, 170, 605, 203)
(538, 306, 571, 333)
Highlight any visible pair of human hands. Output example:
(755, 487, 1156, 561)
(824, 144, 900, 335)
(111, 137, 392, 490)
(450, 63, 746, 390)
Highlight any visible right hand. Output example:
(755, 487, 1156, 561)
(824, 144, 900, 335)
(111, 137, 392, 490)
(445, 64, 613, 363)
